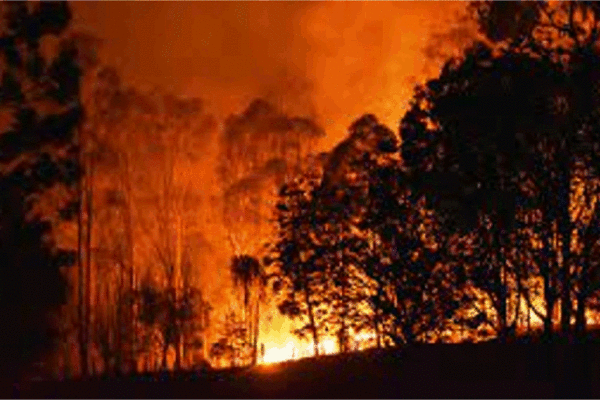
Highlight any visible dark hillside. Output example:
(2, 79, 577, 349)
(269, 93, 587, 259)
(19, 340, 600, 398)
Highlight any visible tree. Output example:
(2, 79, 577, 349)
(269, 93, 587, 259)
(401, 1, 600, 341)
(219, 98, 323, 256)
(78, 67, 152, 375)
(268, 170, 329, 357)
(470, 0, 600, 339)
(77, 69, 215, 374)
(209, 310, 251, 369)
(316, 115, 401, 350)
(269, 114, 464, 351)
(336, 115, 463, 346)
(0, 2, 82, 384)
(569, 163, 600, 337)
(229, 254, 266, 365)
(129, 272, 210, 372)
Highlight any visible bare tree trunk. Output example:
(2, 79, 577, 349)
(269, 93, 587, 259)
(375, 312, 382, 349)
(162, 342, 169, 371)
(77, 128, 88, 378)
(174, 215, 182, 371)
(115, 263, 123, 374)
(493, 227, 508, 343)
(105, 279, 114, 375)
(575, 294, 587, 340)
(511, 265, 522, 339)
(124, 155, 136, 373)
(175, 328, 182, 371)
(95, 289, 104, 375)
(252, 300, 260, 365)
(86, 154, 94, 375)
(541, 218, 555, 341)
(575, 239, 593, 340)
(543, 276, 556, 340)
(558, 155, 573, 340)
(303, 285, 319, 357)
(339, 290, 348, 352)
(527, 302, 531, 335)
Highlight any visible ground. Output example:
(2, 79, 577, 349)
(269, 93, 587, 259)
(15, 338, 600, 398)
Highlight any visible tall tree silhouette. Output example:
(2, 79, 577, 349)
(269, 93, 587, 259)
(470, 0, 600, 340)
(269, 171, 329, 356)
(0, 2, 82, 385)
(336, 115, 462, 346)
(270, 115, 464, 350)
(229, 254, 265, 365)
(129, 271, 210, 372)
(315, 115, 397, 351)
(401, 0, 600, 340)
(569, 163, 600, 337)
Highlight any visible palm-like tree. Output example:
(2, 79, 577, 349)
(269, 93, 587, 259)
(230, 254, 265, 365)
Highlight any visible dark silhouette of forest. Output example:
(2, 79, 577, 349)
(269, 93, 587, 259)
(5, 1, 600, 398)
(0, 2, 80, 394)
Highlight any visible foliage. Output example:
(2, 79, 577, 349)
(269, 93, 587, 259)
(128, 277, 211, 371)
(269, 114, 465, 349)
(229, 253, 267, 365)
(219, 98, 324, 256)
(0, 2, 81, 379)
(230, 254, 263, 308)
(338, 115, 464, 345)
(400, 0, 600, 339)
(209, 310, 252, 368)
(268, 170, 332, 354)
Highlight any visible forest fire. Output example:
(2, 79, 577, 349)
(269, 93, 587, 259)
(261, 337, 345, 365)
(4, 1, 600, 398)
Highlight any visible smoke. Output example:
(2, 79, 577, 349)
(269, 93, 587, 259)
(220, 98, 323, 186)
(71, 2, 474, 140)
(218, 97, 324, 262)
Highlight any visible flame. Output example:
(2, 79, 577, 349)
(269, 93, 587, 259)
(260, 333, 377, 365)
(262, 341, 296, 364)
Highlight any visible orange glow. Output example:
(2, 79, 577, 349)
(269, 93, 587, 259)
(262, 341, 296, 364)
(260, 333, 378, 365)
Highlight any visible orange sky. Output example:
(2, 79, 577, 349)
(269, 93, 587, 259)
(71, 1, 473, 149)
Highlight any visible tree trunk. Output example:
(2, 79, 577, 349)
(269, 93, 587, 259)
(575, 294, 587, 340)
(543, 280, 555, 341)
(491, 227, 508, 343)
(162, 342, 169, 371)
(512, 289, 522, 339)
(527, 303, 531, 335)
(124, 155, 136, 373)
(558, 155, 573, 340)
(175, 331, 182, 371)
(304, 286, 319, 357)
(115, 265, 123, 374)
(77, 130, 88, 378)
(252, 300, 260, 365)
(498, 271, 508, 343)
(374, 310, 382, 349)
(541, 220, 555, 341)
(339, 261, 349, 353)
(85, 154, 94, 375)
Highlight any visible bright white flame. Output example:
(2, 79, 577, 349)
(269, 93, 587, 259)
(262, 337, 337, 363)
(262, 341, 296, 364)
(260, 332, 380, 365)
(353, 332, 376, 349)
(321, 338, 336, 354)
